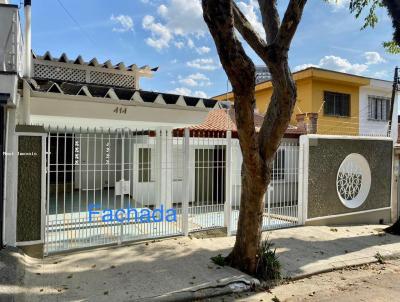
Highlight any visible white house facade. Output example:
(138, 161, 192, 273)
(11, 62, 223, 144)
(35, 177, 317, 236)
(359, 79, 393, 136)
(0, 0, 397, 258)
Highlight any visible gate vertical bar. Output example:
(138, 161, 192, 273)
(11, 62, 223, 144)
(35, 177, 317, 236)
(267, 185, 272, 228)
(224, 130, 232, 235)
(119, 129, 125, 244)
(182, 128, 190, 236)
(45, 130, 50, 255)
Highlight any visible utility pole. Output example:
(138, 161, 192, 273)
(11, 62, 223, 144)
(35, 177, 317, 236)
(389, 67, 399, 136)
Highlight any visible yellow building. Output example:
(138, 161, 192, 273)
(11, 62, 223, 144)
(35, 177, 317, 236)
(213, 67, 374, 136)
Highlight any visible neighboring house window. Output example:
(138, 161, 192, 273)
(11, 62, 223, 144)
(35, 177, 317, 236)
(138, 148, 151, 183)
(272, 149, 285, 180)
(323, 91, 350, 117)
(368, 96, 390, 121)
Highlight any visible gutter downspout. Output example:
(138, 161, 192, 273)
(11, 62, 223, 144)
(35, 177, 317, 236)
(22, 0, 31, 125)
(0, 94, 10, 248)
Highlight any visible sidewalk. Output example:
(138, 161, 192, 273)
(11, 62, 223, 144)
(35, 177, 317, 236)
(3, 225, 400, 301)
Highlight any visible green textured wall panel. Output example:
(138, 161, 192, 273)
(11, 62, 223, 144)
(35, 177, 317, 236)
(17, 136, 42, 242)
(307, 138, 392, 219)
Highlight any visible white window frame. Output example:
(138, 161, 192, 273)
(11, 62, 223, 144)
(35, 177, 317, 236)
(134, 145, 155, 183)
(368, 95, 391, 122)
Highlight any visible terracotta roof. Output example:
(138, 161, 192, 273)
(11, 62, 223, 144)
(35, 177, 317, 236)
(188, 108, 305, 136)
(190, 109, 237, 131)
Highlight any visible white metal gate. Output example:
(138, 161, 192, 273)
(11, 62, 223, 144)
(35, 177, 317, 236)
(45, 127, 301, 254)
(45, 128, 184, 254)
(229, 139, 300, 233)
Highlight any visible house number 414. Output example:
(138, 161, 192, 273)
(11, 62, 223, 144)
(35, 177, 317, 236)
(113, 106, 127, 114)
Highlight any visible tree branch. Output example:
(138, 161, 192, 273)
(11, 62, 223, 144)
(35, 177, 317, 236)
(232, 2, 269, 62)
(258, 0, 280, 44)
(276, 0, 307, 49)
(258, 62, 297, 162)
(202, 0, 265, 177)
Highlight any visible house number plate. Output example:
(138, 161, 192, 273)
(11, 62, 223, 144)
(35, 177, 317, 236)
(113, 106, 127, 114)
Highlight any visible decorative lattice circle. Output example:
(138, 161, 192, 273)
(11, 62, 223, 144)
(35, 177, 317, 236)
(336, 154, 371, 209)
(337, 167, 362, 200)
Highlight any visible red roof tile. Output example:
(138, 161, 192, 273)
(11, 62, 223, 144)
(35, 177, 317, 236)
(188, 108, 305, 136)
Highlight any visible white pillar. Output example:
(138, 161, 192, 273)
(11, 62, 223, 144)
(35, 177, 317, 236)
(224, 130, 232, 235)
(156, 127, 173, 209)
(3, 107, 17, 246)
(182, 128, 190, 236)
(298, 135, 309, 225)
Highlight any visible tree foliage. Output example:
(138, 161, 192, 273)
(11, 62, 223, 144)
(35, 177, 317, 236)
(342, 0, 400, 53)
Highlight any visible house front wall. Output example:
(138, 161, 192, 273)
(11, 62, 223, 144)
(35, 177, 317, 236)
(311, 79, 360, 136)
(359, 80, 392, 136)
(253, 78, 312, 125)
(214, 69, 368, 136)
(29, 94, 210, 130)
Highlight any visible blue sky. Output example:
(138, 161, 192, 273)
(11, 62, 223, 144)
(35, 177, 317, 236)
(13, 0, 398, 98)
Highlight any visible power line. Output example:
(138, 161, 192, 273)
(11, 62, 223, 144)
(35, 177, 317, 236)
(56, 0, 98, 47)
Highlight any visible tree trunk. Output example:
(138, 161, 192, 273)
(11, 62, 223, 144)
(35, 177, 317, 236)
(229, 62, 297, 274)
(202, 0, 305, 275)
(228, 166, 267, 272)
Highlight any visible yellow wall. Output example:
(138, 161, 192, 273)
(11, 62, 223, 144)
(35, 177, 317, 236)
(311, 79, 360, 135)
(213, 68, 370, 136)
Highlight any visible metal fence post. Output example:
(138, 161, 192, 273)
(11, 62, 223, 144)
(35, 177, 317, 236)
(267, 185, 272, 228)
(298, 135, 308, 225)
(224, 130, 232, 235)
(182, 128, 190, 236)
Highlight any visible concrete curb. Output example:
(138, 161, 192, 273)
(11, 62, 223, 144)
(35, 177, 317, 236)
(136, 252, 400, 302)
(285, 251, 400, 281)
(134, 276, 260, 302)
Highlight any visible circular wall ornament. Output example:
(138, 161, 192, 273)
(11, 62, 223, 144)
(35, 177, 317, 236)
(336, 153, 371, 209)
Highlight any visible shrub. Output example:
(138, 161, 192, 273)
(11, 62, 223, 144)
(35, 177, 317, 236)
(374, 252, 385, 264)
(256, 238, 281, 281)
(210, 254, 226, 266)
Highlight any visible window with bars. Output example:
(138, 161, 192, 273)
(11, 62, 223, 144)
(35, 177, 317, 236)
(138, 148, 152, 183)
(272, 149, 285, 180)
(368, 96, 391, 121)
(323, 91, 350, 117)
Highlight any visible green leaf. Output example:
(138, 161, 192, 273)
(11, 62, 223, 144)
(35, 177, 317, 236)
(383, 41, 400, 54)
